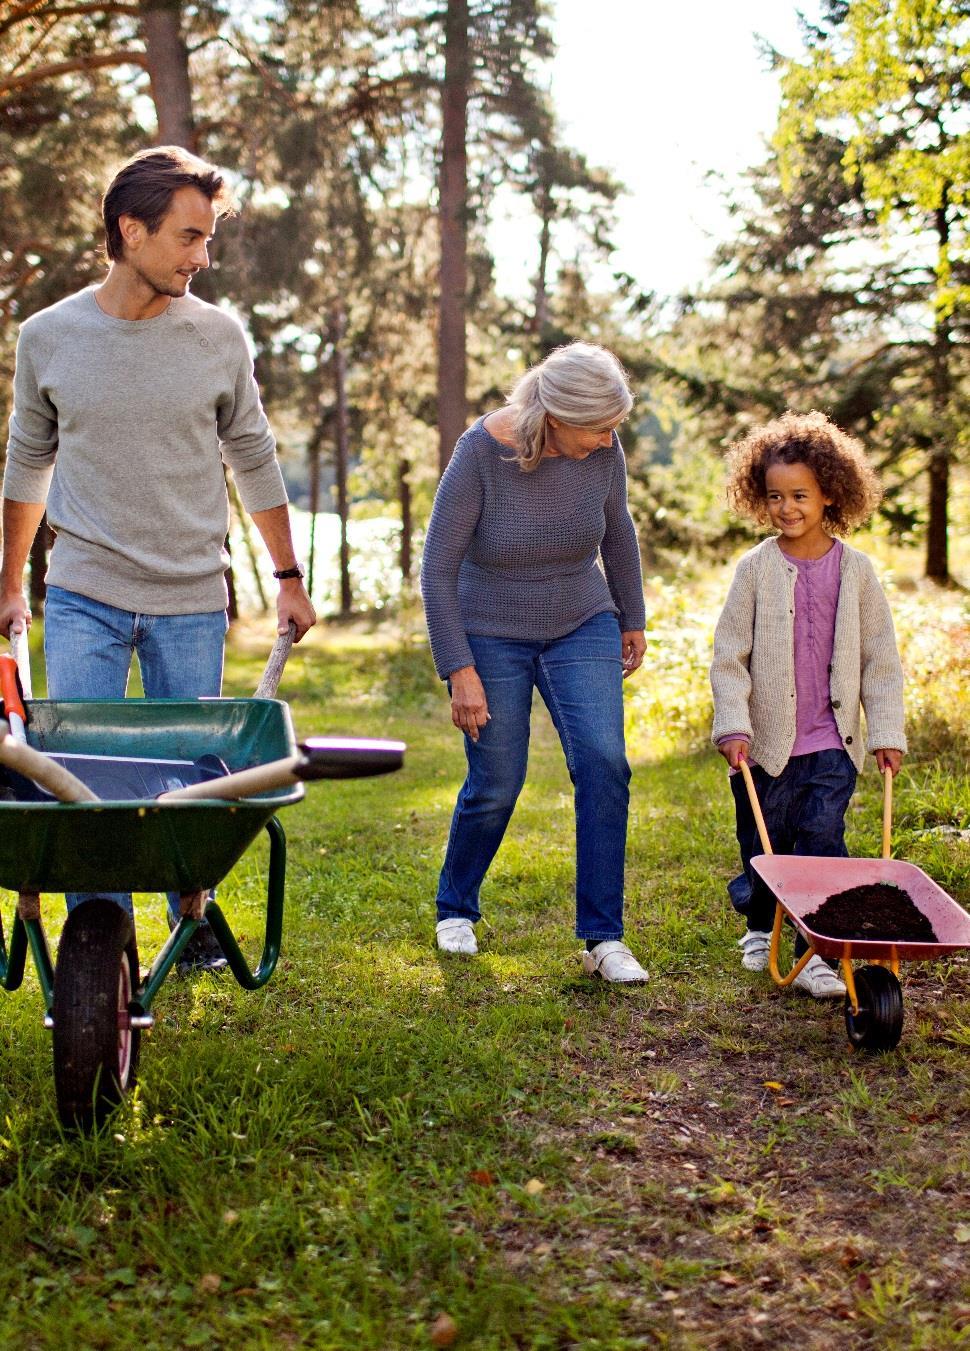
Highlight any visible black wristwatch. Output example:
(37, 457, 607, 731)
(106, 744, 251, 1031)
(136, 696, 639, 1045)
(272, 563, 305, 580)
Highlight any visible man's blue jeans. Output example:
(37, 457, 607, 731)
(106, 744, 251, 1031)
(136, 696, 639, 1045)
(436, 611, 631, 941)
(729, 749, 857, 956)
(44, 585, 228, 920)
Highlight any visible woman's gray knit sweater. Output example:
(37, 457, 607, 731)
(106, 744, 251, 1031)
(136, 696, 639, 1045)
(420, 418, 646, 679)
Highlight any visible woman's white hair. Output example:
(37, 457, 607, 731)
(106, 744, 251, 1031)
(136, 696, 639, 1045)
(506, 342, 634, 472)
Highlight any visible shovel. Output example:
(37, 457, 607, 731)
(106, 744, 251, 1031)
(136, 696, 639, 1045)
(157, 737, 406, 801)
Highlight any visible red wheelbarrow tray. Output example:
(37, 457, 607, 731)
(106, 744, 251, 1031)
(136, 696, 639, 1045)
(0, 697, 304, 895)
(751, 853, 970, 963)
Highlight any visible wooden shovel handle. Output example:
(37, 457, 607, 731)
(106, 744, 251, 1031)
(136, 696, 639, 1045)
(739, 759, 773, 856)
(882, 763, 893, 860)
(0, 729, 98, 802)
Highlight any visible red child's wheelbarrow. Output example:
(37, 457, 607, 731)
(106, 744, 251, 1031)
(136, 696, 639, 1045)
(740, 760, 970, 1052)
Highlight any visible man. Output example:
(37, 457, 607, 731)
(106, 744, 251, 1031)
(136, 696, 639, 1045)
(0, 146, 316, 971)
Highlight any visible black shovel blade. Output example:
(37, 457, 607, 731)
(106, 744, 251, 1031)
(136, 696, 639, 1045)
(297, 737, 405, 781)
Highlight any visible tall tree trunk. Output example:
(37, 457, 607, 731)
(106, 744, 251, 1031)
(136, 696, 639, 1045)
(531, 184, 552, 337)
(306, 423, 323, 602)
(437, 0, 469, 474)
(398, 457, 412, 586)
(926, 200, 951, 583)
(331, 307, 352, 615)
(141, 0, 196, 150)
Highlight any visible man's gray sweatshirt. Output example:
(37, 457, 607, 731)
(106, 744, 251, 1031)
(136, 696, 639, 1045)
(4, 288, 287, 614)
(421, 418, 646, 679)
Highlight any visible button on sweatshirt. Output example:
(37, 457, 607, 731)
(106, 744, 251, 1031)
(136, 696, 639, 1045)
(420, 417, 646, 679)
(4, 288, 287, 614)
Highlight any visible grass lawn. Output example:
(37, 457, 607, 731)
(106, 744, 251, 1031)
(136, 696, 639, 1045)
(0, 559, 967, 1349)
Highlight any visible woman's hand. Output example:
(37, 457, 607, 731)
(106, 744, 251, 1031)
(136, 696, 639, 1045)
(717, 738, 750, 770)
(875, 748, 904, 776)
(449, 666, 490, 742)
(621, 629, 646, 678)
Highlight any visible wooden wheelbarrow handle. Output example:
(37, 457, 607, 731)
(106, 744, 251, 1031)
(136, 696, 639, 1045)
(740, 756, 895, 860)
(738, 760, 773, 855)
(881, 763, 893, 861)
(253, 621, 296, 699)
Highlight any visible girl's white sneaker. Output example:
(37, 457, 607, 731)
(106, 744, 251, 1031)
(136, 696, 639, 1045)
(738, 929, 772, 972)
(792, 954, 847, 999)
(436, 918, 478, 955)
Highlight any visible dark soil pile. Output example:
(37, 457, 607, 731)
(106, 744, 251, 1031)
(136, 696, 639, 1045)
(804, 882, 938, 943)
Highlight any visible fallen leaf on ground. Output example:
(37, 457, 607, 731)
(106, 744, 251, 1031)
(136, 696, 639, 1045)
(197, 1273, 221, 1294)
(763, 1081, 784, 1092)
(524, 1178, 545, 1196)
(430, 1311, 458, 1347)
(955, 1224, 970, 1243)
(468, 1169, 495, 1186)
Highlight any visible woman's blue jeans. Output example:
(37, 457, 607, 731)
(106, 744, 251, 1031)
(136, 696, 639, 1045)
(44, 585, 228, 920)
(436, 611, 631, 942)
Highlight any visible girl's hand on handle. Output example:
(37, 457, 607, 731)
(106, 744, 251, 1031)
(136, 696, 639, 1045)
(621, 629, 645, 678)
(717, 738, 750, 770)
(449, 666, 490, 742)
(875, 748, 904, 776)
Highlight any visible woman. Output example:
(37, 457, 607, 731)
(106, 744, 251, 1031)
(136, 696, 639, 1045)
(421, 342, 648, 982)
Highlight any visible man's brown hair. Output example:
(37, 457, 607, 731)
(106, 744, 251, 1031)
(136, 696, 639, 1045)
(102, 146, 235, 261)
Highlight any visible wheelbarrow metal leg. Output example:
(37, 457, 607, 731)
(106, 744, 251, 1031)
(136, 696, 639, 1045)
(0, 910, 30, 993)
(767, 900, 815, 988)
(137, 918, 203, 1011)
(204, 815, 286, 991)
(841, 958, 860, 1015)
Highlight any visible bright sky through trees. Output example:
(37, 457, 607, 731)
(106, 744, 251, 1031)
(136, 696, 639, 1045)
(491, 0, 823, 299)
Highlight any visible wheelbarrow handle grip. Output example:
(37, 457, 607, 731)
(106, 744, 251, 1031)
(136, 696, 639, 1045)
(738, 760, 774, 856)
(7, 626, 32, 701)
(0, 654, 27, 739)
(253, 621, 296, 699)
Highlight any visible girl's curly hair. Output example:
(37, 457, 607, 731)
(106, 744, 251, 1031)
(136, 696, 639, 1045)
(725, 410, 882, 536)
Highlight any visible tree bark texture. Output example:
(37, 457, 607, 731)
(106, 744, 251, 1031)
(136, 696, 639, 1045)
(436, 0, 469, 474)
(141, 0, 196, 150)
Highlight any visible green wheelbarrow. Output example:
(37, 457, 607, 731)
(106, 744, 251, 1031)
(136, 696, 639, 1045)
(0, 627, 404, 1131)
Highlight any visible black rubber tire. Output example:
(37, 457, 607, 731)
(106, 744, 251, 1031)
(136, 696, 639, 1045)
(52, 898, 141, 1131)
(844, 964, 904, 1053)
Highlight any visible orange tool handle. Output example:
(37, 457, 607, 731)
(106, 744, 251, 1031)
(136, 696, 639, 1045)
(0, 654, 26, 726)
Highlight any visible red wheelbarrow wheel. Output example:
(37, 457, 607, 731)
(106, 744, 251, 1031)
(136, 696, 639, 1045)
(52, 898, 141, 1131)
(844, 964, 904, 1053)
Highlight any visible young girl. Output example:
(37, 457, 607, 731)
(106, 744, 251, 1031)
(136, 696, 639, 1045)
(710, 411, 906, 998)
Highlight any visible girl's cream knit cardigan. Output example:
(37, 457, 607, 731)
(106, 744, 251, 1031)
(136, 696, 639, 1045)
(710, 537, 906, 777)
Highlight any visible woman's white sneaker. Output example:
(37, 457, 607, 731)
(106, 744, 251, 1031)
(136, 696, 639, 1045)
(582, 940, 648, 984)
(436, 918, 478, 955)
